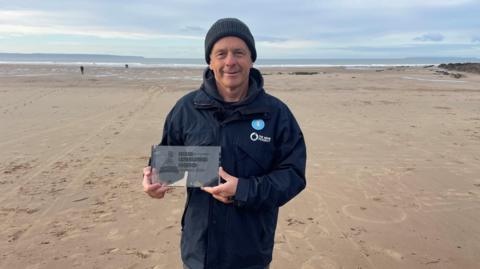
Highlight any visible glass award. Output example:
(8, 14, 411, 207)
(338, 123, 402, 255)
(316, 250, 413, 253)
(150, 145, 221, 187)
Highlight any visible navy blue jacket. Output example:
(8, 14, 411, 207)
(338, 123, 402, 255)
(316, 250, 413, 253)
(159, 67, 306, 269)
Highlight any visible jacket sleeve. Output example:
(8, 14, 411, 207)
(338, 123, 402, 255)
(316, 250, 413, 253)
(233, 108, 306, 211)
(148, 106, 184, 166)
(160, 107, 184, 146)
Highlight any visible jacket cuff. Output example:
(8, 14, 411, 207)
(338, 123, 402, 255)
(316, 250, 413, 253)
(234, 177, 249, 207)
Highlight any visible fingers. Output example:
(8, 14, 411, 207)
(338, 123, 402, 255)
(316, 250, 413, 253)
(151, 185, 170, 199)
(145, 183, 171, 199)
(212, 193, 233, 204)
(142, 174, 152, 192)
(143, 166, 170, 199)
(202, 186, 233, 204)
(143, 166, 152, 176)
(142, 175, 150, 190)
(218, 166, 232, 181)
(145, 183, 162, 198)
(201, 185, 223, 195)
(142, 166, 152, 188)
(202, 184, 231, 196)
(202, 167, 238, 204)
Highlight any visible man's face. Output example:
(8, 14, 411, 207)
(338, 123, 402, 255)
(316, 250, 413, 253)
(209, 36, 253, 95)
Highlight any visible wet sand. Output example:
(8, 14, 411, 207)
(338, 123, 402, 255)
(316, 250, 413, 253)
(1, 64, 480, 268)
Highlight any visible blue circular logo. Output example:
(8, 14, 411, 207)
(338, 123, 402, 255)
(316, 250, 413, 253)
(251, 119, 265, 131)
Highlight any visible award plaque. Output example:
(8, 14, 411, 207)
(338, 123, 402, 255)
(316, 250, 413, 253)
(150, 145, 221, 187)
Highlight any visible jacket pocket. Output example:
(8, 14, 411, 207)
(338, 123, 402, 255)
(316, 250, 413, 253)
(224, 208, 275, 266)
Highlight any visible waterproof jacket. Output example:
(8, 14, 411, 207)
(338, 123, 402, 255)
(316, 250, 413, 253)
(159, 67, 306, 269)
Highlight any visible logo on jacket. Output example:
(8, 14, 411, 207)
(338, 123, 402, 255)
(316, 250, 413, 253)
(251, 119, 265, 131)
(250, 132, 271, 143)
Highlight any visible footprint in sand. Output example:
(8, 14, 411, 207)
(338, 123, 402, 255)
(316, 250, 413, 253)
(107, 228, 124, 240)
(284, 229, 305, 239)
(171, 208, 182, 215)
(304, 224, 331, 238)
(276, 249, 295, 262)
(360, 243, 404, 262)
(25, 264, 42, 269)
(301, 255, 339, 269)
(342, 204, 407, 224)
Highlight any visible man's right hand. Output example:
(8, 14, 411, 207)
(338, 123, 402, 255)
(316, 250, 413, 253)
(143, 166, 170, 199)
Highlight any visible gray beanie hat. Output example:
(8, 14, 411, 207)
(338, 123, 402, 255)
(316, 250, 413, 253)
(205, 18, 256, 64)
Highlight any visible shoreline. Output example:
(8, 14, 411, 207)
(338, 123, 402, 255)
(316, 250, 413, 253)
(0, 61, 470, 69)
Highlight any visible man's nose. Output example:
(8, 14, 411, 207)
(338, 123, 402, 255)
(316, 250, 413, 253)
(225, 52, 237, 65)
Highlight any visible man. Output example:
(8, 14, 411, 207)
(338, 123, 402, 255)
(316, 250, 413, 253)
(143, 18, 306, 269)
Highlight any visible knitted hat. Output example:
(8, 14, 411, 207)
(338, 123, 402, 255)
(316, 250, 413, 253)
(205, 18, 256, 64)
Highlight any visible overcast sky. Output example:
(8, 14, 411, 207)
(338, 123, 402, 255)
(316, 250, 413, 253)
(1, 0, 479, 58)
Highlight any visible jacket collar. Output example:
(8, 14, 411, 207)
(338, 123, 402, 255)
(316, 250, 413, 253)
(193, 67, 264, 110)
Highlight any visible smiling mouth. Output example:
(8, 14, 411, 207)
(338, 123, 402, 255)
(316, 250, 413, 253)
(222, 68, 240, 74)
(223, 72, 239, 77)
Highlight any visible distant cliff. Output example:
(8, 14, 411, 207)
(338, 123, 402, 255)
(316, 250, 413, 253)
(0, 53, 145, 63)
(439, 63, 480, 74)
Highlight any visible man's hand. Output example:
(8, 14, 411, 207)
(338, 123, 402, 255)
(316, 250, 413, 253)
(142, 166, 171, 199)
(202, 167, 238, 204)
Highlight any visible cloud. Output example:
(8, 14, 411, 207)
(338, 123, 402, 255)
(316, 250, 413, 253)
(414, 33, 444, 42)
(0, 9, 203, 40)
(255, 36, 289, 42)
(0, 24, 202, 40)
(1, 1, 479, 58)
(258, 39, 320, 49)
(322, 0, 475, 9)
(180, 26, 205, 33)
(0, 10, 203, 39)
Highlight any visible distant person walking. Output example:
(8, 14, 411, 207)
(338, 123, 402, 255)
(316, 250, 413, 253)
(125, 64, 129, 69)
(80, 66, 84, 75)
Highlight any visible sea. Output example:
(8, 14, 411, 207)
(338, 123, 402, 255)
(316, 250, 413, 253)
(1, 53, 479, 68)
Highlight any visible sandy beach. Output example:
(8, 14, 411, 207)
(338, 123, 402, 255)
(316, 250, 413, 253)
(1, 64, 480, 269)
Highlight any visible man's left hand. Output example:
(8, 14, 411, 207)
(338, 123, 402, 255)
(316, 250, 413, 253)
(202, 167, 238, 204)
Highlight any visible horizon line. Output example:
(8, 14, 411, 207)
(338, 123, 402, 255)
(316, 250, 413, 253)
(1, 52, 480, 60)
